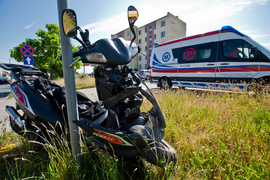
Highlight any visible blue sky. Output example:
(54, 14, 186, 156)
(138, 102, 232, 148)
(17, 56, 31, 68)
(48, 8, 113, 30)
(0, 0, 270, 64)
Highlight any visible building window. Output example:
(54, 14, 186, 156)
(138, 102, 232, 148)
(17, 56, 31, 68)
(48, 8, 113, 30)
(145, 46, 147, 51)
(139, 30, 141, 35)
(161, 31, 165, 38)
(139, 65, 142, 69)
(149, 26, 152, 34)
(145, 56, 147, 60)
(154, 34, 156, 39)
(127, 31, 130, 36)
(145, 37, 147, 42)
(154, 24, 156, 29)
(139, 56, 142, 61)
(161, 21, 165, 27)
(145, 64, 147, 69)
(145, 28, 147, 33)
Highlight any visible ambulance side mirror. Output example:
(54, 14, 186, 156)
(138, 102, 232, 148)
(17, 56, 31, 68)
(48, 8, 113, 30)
(250, 47, 259, 60)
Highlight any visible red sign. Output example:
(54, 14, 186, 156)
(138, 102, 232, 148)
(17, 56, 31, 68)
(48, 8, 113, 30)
(184, 48, 196, 60)
(20, 44, 34, 56)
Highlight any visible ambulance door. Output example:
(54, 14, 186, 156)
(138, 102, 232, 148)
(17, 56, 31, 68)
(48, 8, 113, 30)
(172, 42, 217, 88)
(216, 39, 259, 86)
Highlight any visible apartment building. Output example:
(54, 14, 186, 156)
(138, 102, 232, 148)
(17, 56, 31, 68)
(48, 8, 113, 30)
(111, 12, 186, 70)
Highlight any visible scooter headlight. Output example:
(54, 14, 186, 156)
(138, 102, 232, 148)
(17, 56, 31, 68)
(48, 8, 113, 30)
(130, 42, 139, 58)
(85, 52, 107, 63)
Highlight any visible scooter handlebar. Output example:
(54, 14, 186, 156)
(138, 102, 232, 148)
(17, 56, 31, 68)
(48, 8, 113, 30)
(72, 51, 81, 58)
(60, 50, 81, 61)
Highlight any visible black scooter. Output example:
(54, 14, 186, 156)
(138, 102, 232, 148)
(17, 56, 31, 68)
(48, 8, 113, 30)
(1, 6, 177, 166)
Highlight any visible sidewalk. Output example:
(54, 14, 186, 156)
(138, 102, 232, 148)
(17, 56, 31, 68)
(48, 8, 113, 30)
(77, 87, 98, 101)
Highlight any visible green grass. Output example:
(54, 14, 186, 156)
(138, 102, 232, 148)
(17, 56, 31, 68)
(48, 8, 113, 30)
(1, 89, 269, 179)
(148, 89, 270, 179)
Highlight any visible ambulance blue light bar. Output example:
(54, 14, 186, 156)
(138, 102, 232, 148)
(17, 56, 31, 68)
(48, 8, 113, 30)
(221, 26, 245, 36)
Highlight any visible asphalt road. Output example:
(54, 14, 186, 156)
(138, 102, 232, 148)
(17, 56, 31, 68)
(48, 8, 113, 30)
(0, 84, 11, 100)
(0, 82, 157, 135)
(0, 84, 13, 135)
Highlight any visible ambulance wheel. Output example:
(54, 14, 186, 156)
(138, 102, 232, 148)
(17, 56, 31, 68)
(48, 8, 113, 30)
(249, 77, 270, 93)
(160, 77, 171, 90)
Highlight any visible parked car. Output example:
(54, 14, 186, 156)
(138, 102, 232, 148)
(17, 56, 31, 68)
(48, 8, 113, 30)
(0, 77, 10, 85)
(136, 70, 150, 80)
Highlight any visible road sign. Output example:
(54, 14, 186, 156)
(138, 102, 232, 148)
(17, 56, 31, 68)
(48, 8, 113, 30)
(20, 44, 34, 56)
(23, 56, 34, 65)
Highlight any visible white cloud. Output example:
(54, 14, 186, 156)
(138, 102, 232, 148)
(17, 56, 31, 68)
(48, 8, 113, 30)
(254, 0, 268, 5)
(262, 43, 270, 49)
(133, 0, 269, 35)
(82, 13, 127, 37)
(25, 22, 35, 29)
(80, 0, 269, 42)
(250, 34, 270, 39)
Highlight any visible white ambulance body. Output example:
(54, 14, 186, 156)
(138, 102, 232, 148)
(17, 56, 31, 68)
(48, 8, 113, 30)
(150, 26, 270, 90)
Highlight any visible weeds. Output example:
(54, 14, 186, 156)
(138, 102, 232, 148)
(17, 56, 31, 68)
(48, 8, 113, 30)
(144, 89, 270, 179)
(1, 89, 269, 179)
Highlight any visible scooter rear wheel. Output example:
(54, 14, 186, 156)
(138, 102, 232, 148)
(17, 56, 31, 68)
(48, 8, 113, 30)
(9, 116, 24, 135)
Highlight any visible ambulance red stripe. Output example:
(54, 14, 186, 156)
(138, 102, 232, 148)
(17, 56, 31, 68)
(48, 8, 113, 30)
(158, 30, 220, 47)
(152, 65, 270, 73)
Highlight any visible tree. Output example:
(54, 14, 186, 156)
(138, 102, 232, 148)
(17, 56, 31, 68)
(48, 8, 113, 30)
(10, 23, 82, 79)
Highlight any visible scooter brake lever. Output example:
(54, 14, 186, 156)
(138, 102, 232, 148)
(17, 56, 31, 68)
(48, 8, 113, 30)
(139, 51, 146, 56)
(68, 58, 82, 68)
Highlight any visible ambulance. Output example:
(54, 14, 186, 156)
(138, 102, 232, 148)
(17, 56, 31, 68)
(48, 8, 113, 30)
(149, 26, 270, 90)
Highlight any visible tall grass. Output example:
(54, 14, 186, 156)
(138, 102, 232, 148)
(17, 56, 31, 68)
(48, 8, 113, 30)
(53, 75, 95, 89)
(0, 89, 269, 179)
(144, 89, 270, 179)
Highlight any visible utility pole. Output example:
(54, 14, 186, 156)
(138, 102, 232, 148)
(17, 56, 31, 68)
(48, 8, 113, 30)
(57, 0, 82, 164)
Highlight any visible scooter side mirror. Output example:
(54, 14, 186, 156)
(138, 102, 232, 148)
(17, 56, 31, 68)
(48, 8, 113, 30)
(127, 6, 139, 46)
(62, 9, 78, 37)
(128, 6, 138, 26)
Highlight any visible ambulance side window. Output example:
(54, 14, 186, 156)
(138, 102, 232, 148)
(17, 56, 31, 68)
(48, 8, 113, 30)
(198, 49, 211, 60)
(223, 40, 253, 60)
(172, 42, 216, 64)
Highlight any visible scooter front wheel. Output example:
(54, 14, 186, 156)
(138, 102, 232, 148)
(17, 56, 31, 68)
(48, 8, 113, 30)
(144, 139, 177, 166)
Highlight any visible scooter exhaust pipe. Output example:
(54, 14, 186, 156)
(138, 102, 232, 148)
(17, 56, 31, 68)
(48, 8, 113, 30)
(5, 105, 26, 130)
